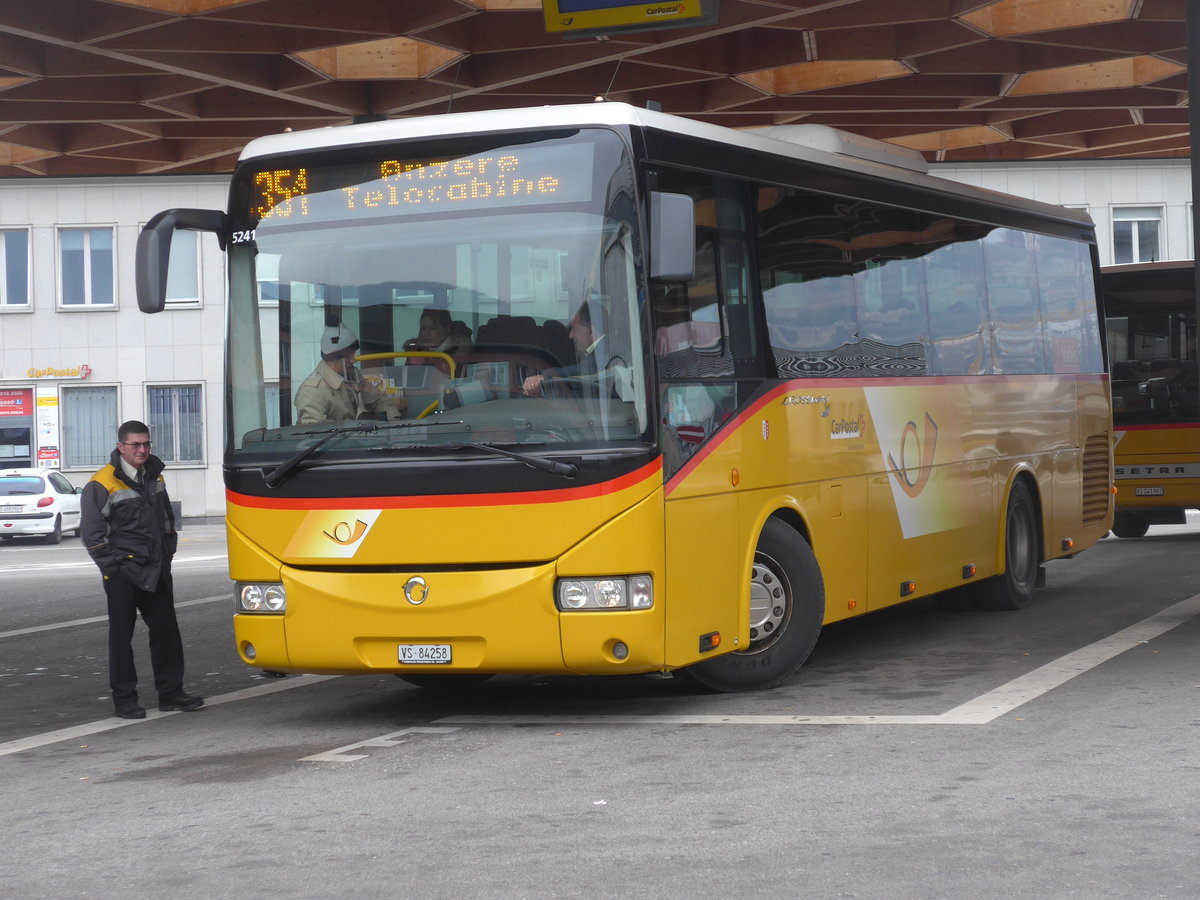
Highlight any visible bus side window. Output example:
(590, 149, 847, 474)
(651, 175, 748, 380)
(924, 235, 992, 376)
(756, 186, 860, 377)
(1038, 235, 1092, 374)
(983, 228, 1045, 375)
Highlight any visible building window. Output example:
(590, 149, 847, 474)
(62, 386, 118, 468)
(60, 228, 115, 307)
(264, 382, 281, 430)
(1, 229, 30, 308)
(148, 384, 204, 464)
(1113, 207, 1162, 264)
(257, 252, 281, 306)
(164, 229, 200, 305)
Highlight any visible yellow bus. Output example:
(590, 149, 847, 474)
(1103, 260, 1199, 538)
(135, 103, 1113, 691)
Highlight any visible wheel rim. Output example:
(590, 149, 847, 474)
(744, 552, 793, 654)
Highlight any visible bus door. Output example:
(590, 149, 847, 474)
(653, 170, 759, 666)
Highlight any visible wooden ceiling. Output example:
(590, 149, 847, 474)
(0, 0, 1188, 177)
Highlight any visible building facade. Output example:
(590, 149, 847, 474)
(0, 159, 1192, 518)
(1, 175, 228, 518)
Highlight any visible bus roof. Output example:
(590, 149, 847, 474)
(238, 102, 1094, 231)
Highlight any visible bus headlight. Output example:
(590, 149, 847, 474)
(237, 582, 286, 614)
(556, 575, 653, 611)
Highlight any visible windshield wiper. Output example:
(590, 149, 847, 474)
(264, 420, 462, 488)
(442, 442, 578, 479)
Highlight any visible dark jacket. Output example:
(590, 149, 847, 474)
(81, 449, 178, 592)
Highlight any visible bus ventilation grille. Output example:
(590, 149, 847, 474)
(1081, 433, 1111, 527)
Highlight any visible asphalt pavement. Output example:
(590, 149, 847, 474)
(3, 521, 1200, 899)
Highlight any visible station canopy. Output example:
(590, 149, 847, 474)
(0, 0, 1188, 177)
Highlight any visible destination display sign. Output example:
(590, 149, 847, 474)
(244, 142, 594, 225)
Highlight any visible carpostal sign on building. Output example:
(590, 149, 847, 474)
(26, 364, 92, 380)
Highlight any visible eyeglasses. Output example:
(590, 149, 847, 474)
(120, 441, 153, 450)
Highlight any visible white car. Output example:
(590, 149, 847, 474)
(0, 468, 84, 544)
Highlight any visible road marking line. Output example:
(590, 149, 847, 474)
(938, 592, 1200, 724)
(439, 593, 1200, 728)
(0, 594, 229, 640)
(300, 726, 460, 762)
(0, 674, 338, 758)
(0, 554, 226, 573)
(438, 713, 950, 726)
(4, 594, 1198, 758)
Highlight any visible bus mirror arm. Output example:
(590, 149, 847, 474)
(649, 191, 695, 282)
(136, 208, 228, 313)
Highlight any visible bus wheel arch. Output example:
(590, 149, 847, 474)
(975, 473, 1042, 610)
(684, 514, 825, 692)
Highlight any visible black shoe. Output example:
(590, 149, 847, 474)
(114, 703, 146, 719)
(158, 692, 204, 712)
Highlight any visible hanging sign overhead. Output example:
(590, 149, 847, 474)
(543, 0, 718, 38)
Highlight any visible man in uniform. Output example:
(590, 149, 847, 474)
(81, 420, 203, 720)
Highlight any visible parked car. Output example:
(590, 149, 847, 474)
(0, 468, 84, 544)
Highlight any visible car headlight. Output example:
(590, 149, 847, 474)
(237, 582, 286, 614)
(556, 575, 653, 611)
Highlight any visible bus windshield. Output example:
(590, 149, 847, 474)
(224, 128, 649, 463)
(1104, 261, 1199, 427)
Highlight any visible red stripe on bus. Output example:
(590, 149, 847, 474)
(664, 388, 781, 496)
(227, 458, 664, 510)
(664, 372, 1104, 496)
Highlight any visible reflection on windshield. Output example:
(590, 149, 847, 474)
(226, 131, 649, 459)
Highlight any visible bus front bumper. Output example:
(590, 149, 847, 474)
(233, 562, 666, 677)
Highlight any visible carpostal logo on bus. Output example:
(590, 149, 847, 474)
(830, 415, 866, 440)
(646, 4, 687, 18)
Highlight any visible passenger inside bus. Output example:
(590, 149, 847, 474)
(405, 308, 474, 377)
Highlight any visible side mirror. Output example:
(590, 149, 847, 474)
(76, 486, 84, 494)
(136, 208, 227, 313)
(649, 191, 695, 283)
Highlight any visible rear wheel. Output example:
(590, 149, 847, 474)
(1111, 512, 1150, 539)
(44, 516, 62, 545)
(685, 518, 824, 692)
(975, 479, 1039, 610)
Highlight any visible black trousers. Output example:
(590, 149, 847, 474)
(104, 569, 184, 704)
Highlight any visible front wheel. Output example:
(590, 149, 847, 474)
(685, 519, 824, 692)
(1111, 512, 1150, 539)
(974, 478, 1039, 610)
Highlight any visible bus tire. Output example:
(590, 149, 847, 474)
(395, 673, 494, 690)
(975, 478, 1039, 611)
(685, 518, 824, 692)
(1111, 512, 1150, 538)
